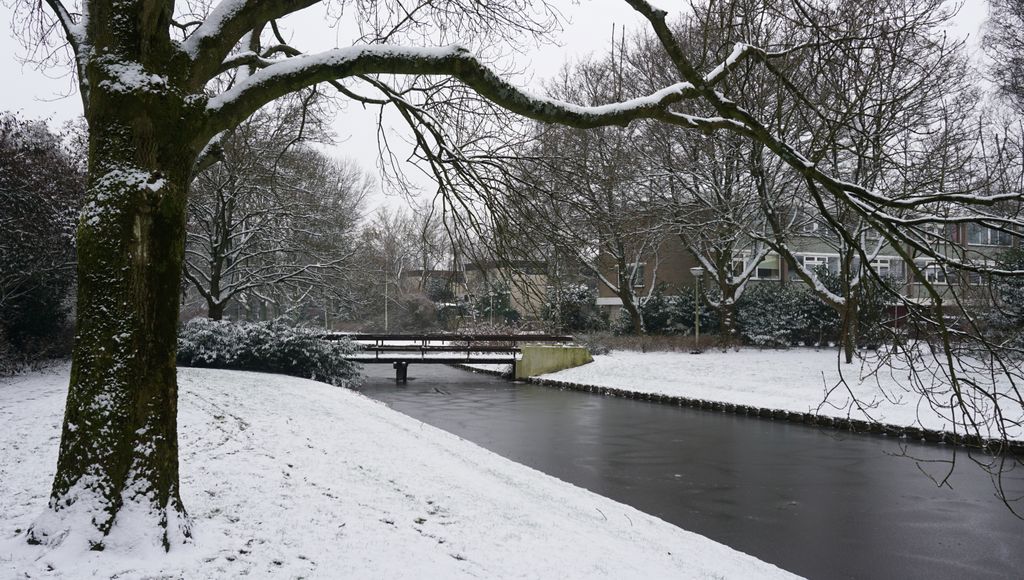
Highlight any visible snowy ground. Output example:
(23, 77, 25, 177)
(535, 348, 1024, 441)
(0, 365, 796, 579)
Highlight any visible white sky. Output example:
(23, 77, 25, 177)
(0, 0, 991, 211)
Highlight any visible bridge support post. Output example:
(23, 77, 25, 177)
(393, 361, 409, 382)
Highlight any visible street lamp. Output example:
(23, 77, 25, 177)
(690, 266, 705, 354)
(488, 290, 495, 326)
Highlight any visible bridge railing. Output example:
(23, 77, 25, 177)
(323, 333, 574, 344)
(321, 333, 575, 380)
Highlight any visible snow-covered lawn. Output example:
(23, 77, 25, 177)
(538, 349, 1024, 441)
(0, 365, 796, 579)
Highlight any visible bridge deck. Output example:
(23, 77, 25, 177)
(328, 333, 573, 381)
(325, 333, 572, 344)
(349, 357, 516, 364)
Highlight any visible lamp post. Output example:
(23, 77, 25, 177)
(690, 266, 705, 353)
(488, 290, 495, 326)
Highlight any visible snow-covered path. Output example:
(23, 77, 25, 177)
(0, 365, 797, 579)
(536, 349, 1024, 441)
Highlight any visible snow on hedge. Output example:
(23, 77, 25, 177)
(538, 349, 1024, 441)
(0, 365, 796, 579)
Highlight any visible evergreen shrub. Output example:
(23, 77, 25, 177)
(177, 318, 359, 387)
(542, 284, 604, 332)
(735, 283, 811, 347)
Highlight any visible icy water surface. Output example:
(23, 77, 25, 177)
(358, 364, 1024, 580)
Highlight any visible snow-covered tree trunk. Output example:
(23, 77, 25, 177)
(31, 131, 196, 550)
(28, 2, 199, 549)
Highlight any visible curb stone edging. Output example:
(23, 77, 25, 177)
(451, 364, 1024, 454)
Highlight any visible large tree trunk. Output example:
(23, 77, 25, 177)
(28, 46, 199, 548)
(207, 299, 226, 321)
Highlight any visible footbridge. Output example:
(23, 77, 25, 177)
(322, 333, 592, 381)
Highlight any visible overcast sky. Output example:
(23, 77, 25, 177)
(0, 0, 991, 211)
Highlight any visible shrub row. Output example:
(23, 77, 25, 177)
(601, 273, 895, 348)
(177, 318, 359, 387)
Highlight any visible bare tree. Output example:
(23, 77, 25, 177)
(350, 207, 434, 330)
(747, 0, 982, 364)
(185, 101, 371, 321)
(625, 3, 803, 341)
(512, 60, 671, 334)
(985, 0, 1024, 113)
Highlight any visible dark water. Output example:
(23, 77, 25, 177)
(357, 364, 1024, 580)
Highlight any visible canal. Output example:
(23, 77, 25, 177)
(358, 364, 1024, 580)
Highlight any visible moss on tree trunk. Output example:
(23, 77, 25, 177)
(29, 41, 201, 547)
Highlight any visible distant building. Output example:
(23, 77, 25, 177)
(595, 221, 1017, 315)
(463, 259, 549, 319)
(594, 237, 699, 308)
(399, 260, 550, 320)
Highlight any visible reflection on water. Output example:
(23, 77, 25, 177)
(358, 364, 1024, 580)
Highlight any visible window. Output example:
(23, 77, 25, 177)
(966, 224, 1012, 247)
(800, 219, 838, 238)
(870, 258, 891, 277)
(623, 263, 646, 288)
(916, 261, 947, 284)
(965, 259, 993, 286)
(800, 219, 822, 235)
(752, 255, 781, 280)
(791, 254, 837, 280)
(802, 255, 831, 272)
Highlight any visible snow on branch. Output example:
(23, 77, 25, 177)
(203, 43, 701, 141)
(183, 0, 320, 87)
(43, 0, 84, 52)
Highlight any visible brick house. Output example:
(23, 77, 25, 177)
(596, 222, 1017, 315)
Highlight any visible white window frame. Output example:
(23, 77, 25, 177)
(870, 258, 891, 278)
(916, 260, 948, 285)
(802, 254, 831, 271)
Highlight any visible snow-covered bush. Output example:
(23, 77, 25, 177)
(637, 289, 675, 334)
(986, 248, 1024, 348)
(855, 275, 897, 349)
(0, 113, 83, 371)
(735, 283, 811, 347)
(793, 266, 896, 348)
(610, 286, 718, 336)
(401, 294, 440, 331)
(662, 290, 720, 335)
(575, 333, 613, 355)
(542, 284, 604, 332)
(177, 319, 359, 387)
(610, 307, 635, 335)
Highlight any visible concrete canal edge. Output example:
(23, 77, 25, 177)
(514, 345, 593, 380)
(452, 363, 1024, 454)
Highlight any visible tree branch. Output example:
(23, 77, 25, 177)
(183, 0, 320, 89)
(202, 44, 700, 141)
(42, 0, 82, 53)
